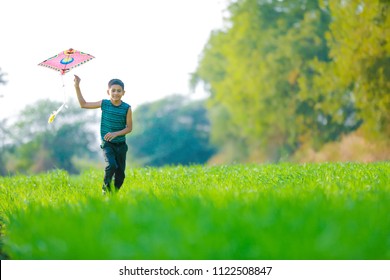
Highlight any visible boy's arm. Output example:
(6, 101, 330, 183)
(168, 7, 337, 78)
(104, 108, 133, 142)
(74, 75, 101, 109)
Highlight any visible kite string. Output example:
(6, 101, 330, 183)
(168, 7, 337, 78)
(61, 73, 67, 108)
(60, 54, 71, 109)
(48, 74, 67, 124)
(48, 62, 70, 123)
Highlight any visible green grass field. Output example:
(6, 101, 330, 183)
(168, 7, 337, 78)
(0, 162, 389, 260)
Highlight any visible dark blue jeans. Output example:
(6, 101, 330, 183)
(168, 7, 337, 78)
(101, 141, 128, 192)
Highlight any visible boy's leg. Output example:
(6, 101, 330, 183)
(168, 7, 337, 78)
(114, 142, 128, 190)
(102, 143, 118, 192)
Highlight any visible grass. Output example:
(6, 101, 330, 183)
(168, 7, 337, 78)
(0, 162, 389, 260)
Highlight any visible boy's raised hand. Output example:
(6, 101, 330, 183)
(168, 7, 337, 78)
(74, 75, 81, 87)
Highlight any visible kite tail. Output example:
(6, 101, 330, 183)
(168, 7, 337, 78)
(48, 103, 66, 124)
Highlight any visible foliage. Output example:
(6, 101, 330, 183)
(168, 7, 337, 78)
(4, 99, 99, 174)
(193, 0, 332, 161)
(192, 0, 389, 162)
(0, 163, 389, 259)
(127, 95, 216, 166)
(313, 0, 390, 139)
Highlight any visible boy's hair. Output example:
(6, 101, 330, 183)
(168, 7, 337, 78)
(108, 79, 125, 90)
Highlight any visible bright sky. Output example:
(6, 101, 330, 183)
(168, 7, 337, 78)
(0, 0, 226, 120)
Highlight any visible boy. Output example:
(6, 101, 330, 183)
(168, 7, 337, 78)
(74, 75, 132, 194)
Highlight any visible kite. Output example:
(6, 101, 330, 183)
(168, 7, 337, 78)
(38, 48, 95, 123)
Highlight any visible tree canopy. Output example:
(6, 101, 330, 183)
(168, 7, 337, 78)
(127, 95, 216, 166)
(192, 0, 389, 162)
(1, 99, 98, 174)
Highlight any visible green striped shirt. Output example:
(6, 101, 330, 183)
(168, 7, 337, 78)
(100, 99, 131, 143)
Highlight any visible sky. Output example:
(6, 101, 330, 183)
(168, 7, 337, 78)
(0, 0, 227, 120)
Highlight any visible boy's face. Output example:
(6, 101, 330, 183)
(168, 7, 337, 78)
(107, 85, 125, 102)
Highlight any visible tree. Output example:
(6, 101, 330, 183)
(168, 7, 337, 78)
(192, 0, 334, 162)
(313, 0, 390, 140)
(127, 95, 216, 166)
(7, 99, 99, 174)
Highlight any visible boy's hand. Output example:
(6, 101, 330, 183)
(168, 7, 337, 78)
(104, 132, 118, 142)
(74, 75, 81, 87)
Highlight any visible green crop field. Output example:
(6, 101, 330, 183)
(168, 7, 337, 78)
(0, 162, 389, 260)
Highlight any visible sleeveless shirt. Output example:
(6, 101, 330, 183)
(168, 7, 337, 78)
(100, 99, 131, 143)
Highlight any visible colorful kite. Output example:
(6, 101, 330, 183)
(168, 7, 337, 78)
(38, 48, 95, 123)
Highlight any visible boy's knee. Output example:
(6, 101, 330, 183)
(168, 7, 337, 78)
(105, 160, 117, 172)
